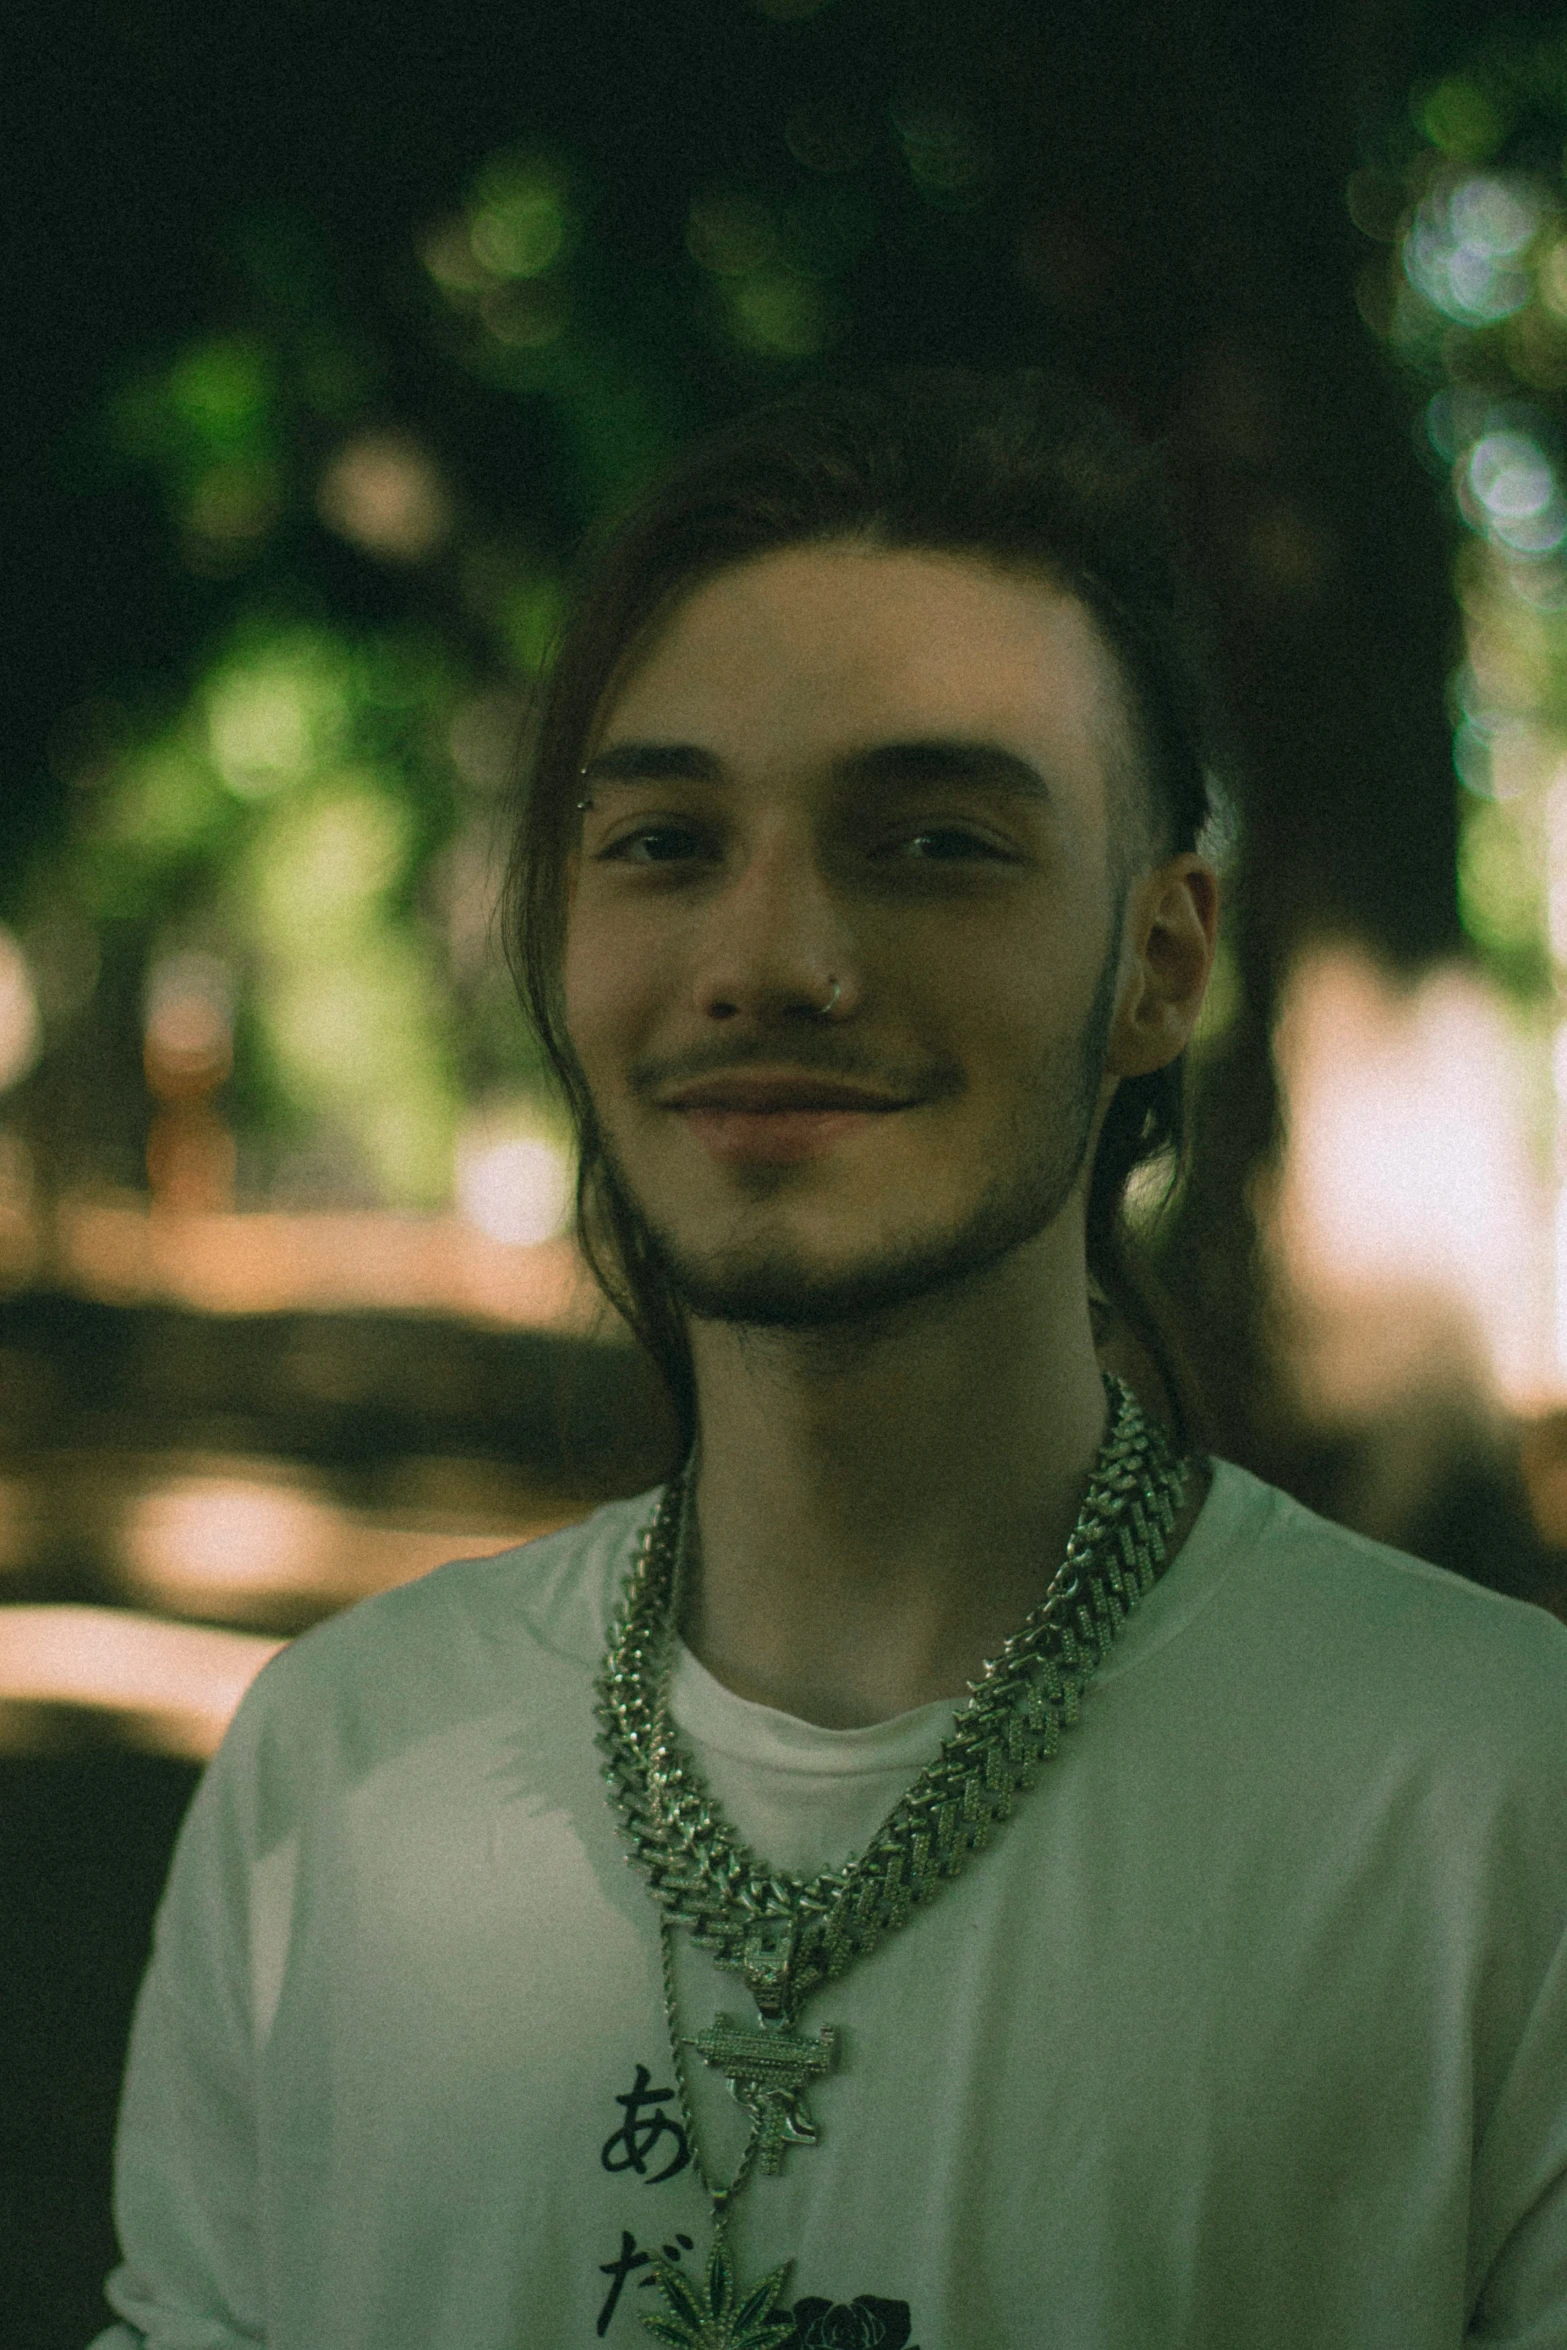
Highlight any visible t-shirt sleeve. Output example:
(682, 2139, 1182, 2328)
(1466, 1918, 1567, 2345)
(87, 1685, 274, 2348)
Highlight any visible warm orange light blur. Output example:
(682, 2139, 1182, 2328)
(0, 926, 41, 1095)
(122, 1476, 339, 1610)
(1268, 944, 1552, 1416)
(316, 431, 453, 563)
(52, 1203, 606, 1333)
(0, 1605, 283, 1759)
(118, 1467, 578, 1619)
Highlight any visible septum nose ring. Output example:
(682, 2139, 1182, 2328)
(817, 979, 842, 1018)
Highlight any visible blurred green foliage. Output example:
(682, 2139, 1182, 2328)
(19, 103, 973, 1207)
(1356, 26, 1567, 1004)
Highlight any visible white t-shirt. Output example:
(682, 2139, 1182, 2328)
(91, 1461, 1567, 2349)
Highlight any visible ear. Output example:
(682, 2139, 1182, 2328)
(1106, 854, 1221, 1079)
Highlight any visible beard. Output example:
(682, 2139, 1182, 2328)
(590, 932, 1124, 1337)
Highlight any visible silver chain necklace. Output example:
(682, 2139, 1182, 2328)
(594, 1374, 1191, 2347)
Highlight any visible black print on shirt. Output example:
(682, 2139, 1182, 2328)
(601, 2062, 692, 2183)
(596, 2228, 695, 2336)
(595, 2231, 920, 2349)
(787, 2297, 920, 2350)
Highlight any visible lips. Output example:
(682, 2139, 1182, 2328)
(663, 1077, 907, 1114)
(660, 1073, 911, 1164)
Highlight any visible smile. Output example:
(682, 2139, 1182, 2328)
(658, 1075, 913, 1165)
(674, 1104, 902, 1164)
(662, 1075, 910, 1112)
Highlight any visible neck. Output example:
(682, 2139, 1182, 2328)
(682, 1233, 1115, 1728)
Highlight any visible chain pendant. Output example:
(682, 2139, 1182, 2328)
(597, 1374, 1194, 2347)
(643, 2230, 795, 2348)
(686, 2010, 840, 2174)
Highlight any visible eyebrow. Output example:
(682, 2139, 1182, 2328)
(579, 737, 1055, 801)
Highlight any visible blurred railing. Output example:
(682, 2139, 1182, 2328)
(0, 1216, 677, 1757)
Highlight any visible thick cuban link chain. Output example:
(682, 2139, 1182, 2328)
(595, 1374, 1191, 2023)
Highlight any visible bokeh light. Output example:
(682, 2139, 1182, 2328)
(420, 150, 576, 358)
(206, 637, 348, 801)
(1405, 172, 1540, 325)
(143, 954, 233, 1096)
(1355, 34, 1567, 1415)
(0, 1605, 283, 1760)
(455, 1113, 574, 1246)
(0, 928, 42, 1095)
(890, 89, 991, 211)
(1269, 945, 1550, 1414)
(122, 1476, 338, 1610)
(1463, 430, 1566, 554)
(317, 430, 453, 563)
(687, 187, 843, 357)
(468, 155, 570, 279)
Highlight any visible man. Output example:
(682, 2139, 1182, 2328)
(95, 373, 1567, 2348)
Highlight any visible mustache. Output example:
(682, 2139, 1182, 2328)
(628, 1035, 963, 1104)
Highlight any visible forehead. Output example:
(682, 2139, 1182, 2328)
(596, 543, 1129, 823)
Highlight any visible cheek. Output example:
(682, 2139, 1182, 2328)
(559, 915, 617, 1077)
(901, 914, 1095, 1053)
(560, 908, 668, 1085)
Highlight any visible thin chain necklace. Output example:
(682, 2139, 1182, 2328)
(594, 1375, 1191, 2347)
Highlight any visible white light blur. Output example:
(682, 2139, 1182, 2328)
(113, 1463, 577, 1622)
(1470, 432, 1553, 518)
(1270, 945, 1551, 1412)
(122, 1477, 340, 1606)
(1426, 387, 1497, 463)
(0, 927, 41, 1093)
(1406, 172, 1540, 324)
(1553, 1182, 1567, 1384)
(456, 1119, 574, 1246)
(1464, 432, 1567, 555)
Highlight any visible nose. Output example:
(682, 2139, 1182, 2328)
(691, 826, 858, 1025)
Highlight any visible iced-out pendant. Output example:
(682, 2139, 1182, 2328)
(685, 2011, 839, 2175)
(642, 2233, 794, 2348)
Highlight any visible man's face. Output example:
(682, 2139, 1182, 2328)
(561, 542, 1148, 1330)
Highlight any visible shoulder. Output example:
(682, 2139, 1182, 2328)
(1157, 1459, 1567, 1784)
(1211, 1457, 1567, 1651)
(215, 1485, 661, 1771)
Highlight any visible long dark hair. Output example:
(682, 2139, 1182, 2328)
(503, 369, 1222, 1453)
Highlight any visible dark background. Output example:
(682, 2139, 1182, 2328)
(4, 0, 1559, 2340)
(6, 0, 1489, 1448)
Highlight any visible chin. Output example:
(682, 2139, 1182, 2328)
(596, 1075, 1101, 1338)
(648, 1196, 1065, 1334)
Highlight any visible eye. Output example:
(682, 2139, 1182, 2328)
(596, 823, 713, 866)
(896, 826, 1013, 862)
